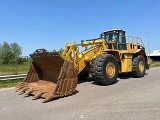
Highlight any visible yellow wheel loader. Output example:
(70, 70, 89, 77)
(16, 29, 150, 102)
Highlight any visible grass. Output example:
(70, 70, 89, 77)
(0, 79, 23, 89)
(150, 61, 160, 68)
(0, 60, 31, 88)
(0, 61, 31, 75)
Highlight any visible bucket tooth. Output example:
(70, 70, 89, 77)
(16, 86, 25, 91)
(18, 92, 24, 95)
(16, 82, 28, 88)
(43, 97, 52, 103)
(18, 87, 30, 93)
(41, 93, 49, 98)
(32, 91, 45, 99)
(24, 88, 34, 95)
(15, 82, 24, 88)
(16, 83, 29, 91)
(42, 94, 59, 103)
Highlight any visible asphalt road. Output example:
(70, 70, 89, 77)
(1, 67, 160, 120)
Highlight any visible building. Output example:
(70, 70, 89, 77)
(149, 50, 160, 61)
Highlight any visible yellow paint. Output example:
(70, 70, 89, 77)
(138, 61, 144, 73)
(121, 53, 133, 72)
(61, 36, 149, 74)
(106, 62, 116, 78)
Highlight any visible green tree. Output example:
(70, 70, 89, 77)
(10, 42, 22, 63)
(52, 49, 57, 52)
(58, 48, 64, 54)
(0, 41, 22, 64)
(0, 42, 12, 64)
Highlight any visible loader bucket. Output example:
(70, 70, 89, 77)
(16, 49, 78, 102)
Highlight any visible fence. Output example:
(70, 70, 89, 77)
(0, 74, 26, 80)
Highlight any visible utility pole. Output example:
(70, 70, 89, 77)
(144, 32, 150, 57)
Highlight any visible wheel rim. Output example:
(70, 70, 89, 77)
(138, 61, 144, 73)
(106, 62, 116, 78)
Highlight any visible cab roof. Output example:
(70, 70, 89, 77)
(103, 29, 126, 33)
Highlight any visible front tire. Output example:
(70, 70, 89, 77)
(130, 55, 146, 77)
(91, 54, 119, 85)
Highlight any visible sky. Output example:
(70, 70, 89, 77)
(0, 0, 159, 56)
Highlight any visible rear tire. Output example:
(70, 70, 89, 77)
(91, 54, 119, 85)
(130, 55, 146, 77)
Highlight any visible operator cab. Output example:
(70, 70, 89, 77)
(100, 29, 126, 50)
